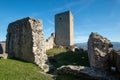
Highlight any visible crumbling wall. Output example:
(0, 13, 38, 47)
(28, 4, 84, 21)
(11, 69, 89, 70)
(45, 33, 55, 50)
(88, 32, 112, 71)
(0, 41, 7, 59)
(6, 17, 49, 72)
(0, 41, 6, 54)
(88, 32, 120, 72)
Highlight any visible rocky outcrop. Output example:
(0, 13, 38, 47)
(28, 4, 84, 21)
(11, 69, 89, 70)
(88, 32, 120, 73)
(88, 32, 113, 71)
(57, 65, 118, 80)
(6, 17, 49, 72)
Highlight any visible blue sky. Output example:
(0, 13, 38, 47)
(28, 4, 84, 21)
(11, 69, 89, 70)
(0, 0, 120, 43)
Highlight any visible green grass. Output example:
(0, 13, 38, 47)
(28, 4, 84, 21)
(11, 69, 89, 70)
(0, 59, 53, 80)
(47, 48, 89, 68)
(46, 48, 66, 57)
(47, 48, 92, 80)
(0, 48, 96, 80)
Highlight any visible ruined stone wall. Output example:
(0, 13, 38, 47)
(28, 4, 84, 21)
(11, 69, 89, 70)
(6, 17, 49, 72)
(45, 33, 55, 50)
(88, 32, 120, 72)
(0, 41, 7, 59)
(55, 11, 74, 46)
(0, 41, 6, 54)
(88, 32, 112, 71)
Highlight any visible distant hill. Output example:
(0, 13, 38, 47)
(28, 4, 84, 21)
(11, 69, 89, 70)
(75, 42, 120, 50)
(75, 43, 87, 50)
(112, 42, 120, 50)
(0, 41, 6, 43)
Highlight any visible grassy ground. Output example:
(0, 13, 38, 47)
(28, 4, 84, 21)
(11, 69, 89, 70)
(47, 48, 89, 68)
(0, 59, 53, 80)
(0, 48, 96, 80)
(46, 48, 66, 57)
(47, 48, 93, 80)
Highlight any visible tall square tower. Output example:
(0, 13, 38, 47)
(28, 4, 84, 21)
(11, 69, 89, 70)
(55, 11, 74, 46)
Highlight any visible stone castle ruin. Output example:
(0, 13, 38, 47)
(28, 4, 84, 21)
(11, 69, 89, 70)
(88, 32, 112, 71)
(45, 33, 55, 50)
(88, 32, 120, 72)
(0, 11, 120, 79)
(0, 41, 6, 54)
(0, 11, 74, 72)
(6, 17, 49, 72)
(55, 11, 74, 46)
(45, 11, 74, 50)
(0, 41, 7, 59)
(57, 32, 120, 79)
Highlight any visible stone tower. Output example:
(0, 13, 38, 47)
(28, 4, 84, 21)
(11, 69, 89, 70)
(55, 11, 74, 46)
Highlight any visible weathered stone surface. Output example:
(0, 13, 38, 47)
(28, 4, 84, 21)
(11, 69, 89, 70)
(108, 50, 118, 71)
(88, 32, 113, 71)
(55, 11, 74, 46)
(0, 54, 8, 59)
(0, 41, 7, 59)
(6, 17, 49, 72)
(116, 51, 120, 72)
(45, 33, 55, 50)
(66, 45, 78, 52)
(0, 41, 6, 54)
(57, 65, 118, 80)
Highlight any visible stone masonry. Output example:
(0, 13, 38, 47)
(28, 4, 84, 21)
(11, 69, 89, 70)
(88, 32, 120, 72)
(88, 32, 112, 71)
(0, 41, 6, 54)
(57, 33, 120, 79)
(6, 17, 49, 72)
(55, 11, 74, 46)
(0, 41, 7, 59)
(45, 33, 55, 50)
